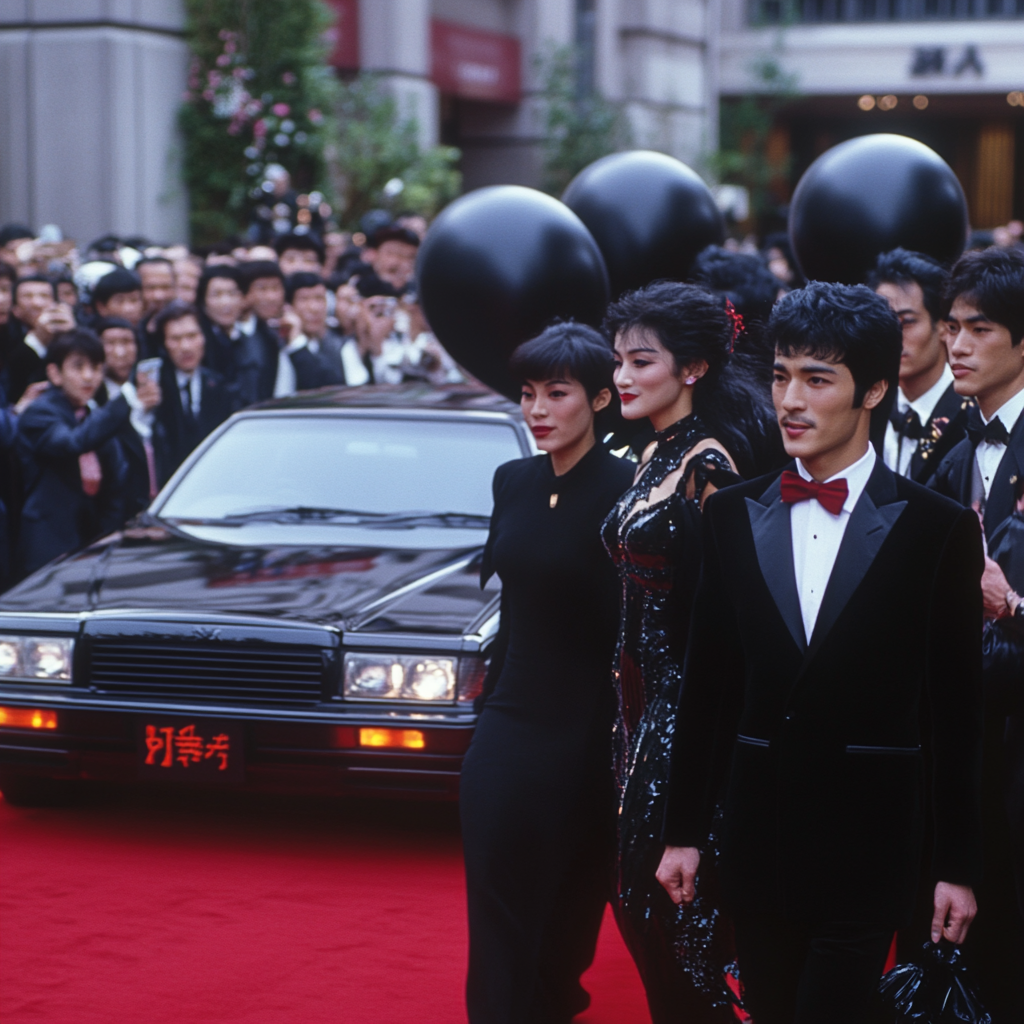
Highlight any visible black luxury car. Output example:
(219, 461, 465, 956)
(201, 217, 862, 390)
(0, 383, 534, 805)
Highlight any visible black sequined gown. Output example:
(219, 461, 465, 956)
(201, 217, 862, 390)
(601, 414, 739, 1024)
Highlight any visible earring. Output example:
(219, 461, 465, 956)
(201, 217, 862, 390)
(685, 376, 697, 385)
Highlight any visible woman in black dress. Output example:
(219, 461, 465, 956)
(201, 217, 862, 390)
(600, 283, 773, 1023)
(460, 322, 635, 1024)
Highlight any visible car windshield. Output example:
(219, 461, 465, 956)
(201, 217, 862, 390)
(158, 415, 524, 522)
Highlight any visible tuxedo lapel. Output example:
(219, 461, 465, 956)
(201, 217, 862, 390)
(911, 385, 970, 483)
(806, 462, 907, 657)
(745, 474, 806, 653)
(983, 413, 1024, 538)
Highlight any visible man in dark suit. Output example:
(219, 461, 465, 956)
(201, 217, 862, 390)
(277, 273, 346, 392)
(657, 283, 984, 1024)
(15, 330, 132, 576)
(5, 276, 76, 402)
(149, 302, 234, 486)
(929, 245, 1024, 1023)
(235, 260, 285, 403)
(868, 248, 973, 484)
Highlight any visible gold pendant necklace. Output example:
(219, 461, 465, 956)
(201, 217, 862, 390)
(549, 493, 558, 508)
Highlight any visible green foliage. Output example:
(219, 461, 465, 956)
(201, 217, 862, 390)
(538, 45, 628, 196)
(712, 46, 799, 227)
(325, 76, 462, 230)
(180, 0, 339, 244)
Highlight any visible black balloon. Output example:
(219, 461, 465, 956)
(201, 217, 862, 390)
(562, 150, 724, 298)
(789, 133, 968, 285)
(416, 185, 609, 399)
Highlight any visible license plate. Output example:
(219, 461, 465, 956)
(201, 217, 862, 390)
(137, 717, 244, 784)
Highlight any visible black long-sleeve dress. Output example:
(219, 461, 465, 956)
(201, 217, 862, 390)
(460, 443, 634, 1024)
(600, 414, 739, 1024)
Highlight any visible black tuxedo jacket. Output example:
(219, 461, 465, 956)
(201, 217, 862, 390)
(3, 324, 46, 404)
(15, 387, 129, 574)
(664, 459, 984, 927)
(153, 364, 233, 486)
(906, 383, 973, 484)
(930, 402, 1024, 540)
(289, 330, 347, 391)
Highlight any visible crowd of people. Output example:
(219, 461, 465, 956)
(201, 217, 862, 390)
(464, 239, 1024, 1024)
(0, 214, 460, 584)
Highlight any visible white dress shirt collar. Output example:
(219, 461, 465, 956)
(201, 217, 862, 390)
(981, 385, 1024, 432)
(794, 444, 876, 516)
(897, 363, 954, 422)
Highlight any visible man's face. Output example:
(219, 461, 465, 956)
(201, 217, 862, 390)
(47, 352, 104, 408)
(174, 260, 201, 304)
(13, 281, 55, 329)
(100, 327, 138, 384)
(247, 276, 285, 321)
(163, 315, 205, 373)
(57, 281, 78, 307)
(946, 297, 1024, 407)
(96, 290, 144, 328)
(0, 235, 32, 268)
(772, 351, 883, 465)
(875, 281, 945, 388)
(373, 240, 417, 290)
(293, 284, 328, 337)
(279, 248, 322, 277)
(0, 278, 11, 325)
(138, 262, 176, 315)
(203, 277, 243, 328)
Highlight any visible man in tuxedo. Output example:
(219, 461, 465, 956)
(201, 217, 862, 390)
(929, 245, 1024, 1023)
(149, 302, 234, 486)
(276, 273, 346, 392)
(235, 260, 286, 403)
(657, 282, 984, 1024)
(868, 248, 973, 483)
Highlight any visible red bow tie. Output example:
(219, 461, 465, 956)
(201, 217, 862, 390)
(780, 470, 848, 515)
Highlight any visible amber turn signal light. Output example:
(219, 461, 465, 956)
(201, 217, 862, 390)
(0, 706, 57, 730)
(358, 727, 425, 750)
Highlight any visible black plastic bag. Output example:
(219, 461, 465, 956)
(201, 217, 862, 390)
(879, 941, 991, 1023)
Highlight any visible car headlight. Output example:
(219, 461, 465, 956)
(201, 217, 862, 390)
(344, 653, 476, 703)
(0, 636, 74, 682)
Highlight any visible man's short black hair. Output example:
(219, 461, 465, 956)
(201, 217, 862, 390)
(135, 256, 174, 271)
(196, 265, 242, 309)
(765, 281, 902, 408)
(14, 274, 57, 302)
(151, 300, 201, 345)
(275, 231, 325, 264)
(944, 246, 1024, 347)
(355, 274, 399, 299)
(92, 268, 142, 306)
(0, 223, 33, 248)
(866, 248, 949, 324)
(46, 328, 105, 368)
(285, 272, 324, 303)
(238, 260, 284, 294)
(94, 316, 137, 336)
(367, 226, 420, 250)
(0, 262, 18, 286)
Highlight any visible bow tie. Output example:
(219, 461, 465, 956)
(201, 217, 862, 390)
(966, 408, 1009, 447)
(889, 405, 924, 441)
(780, 470, 849, 515)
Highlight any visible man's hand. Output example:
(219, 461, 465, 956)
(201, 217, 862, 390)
(135, 373, 162, 411)
(356, 301, 395, 357)
(34, 303, 75, 345)
(279, 305, 302, 345)
(656, 846, 701, 905)
(13, 380, 49, 415)
(931, 881, 976, 944)
(981, 555, 1013, 619)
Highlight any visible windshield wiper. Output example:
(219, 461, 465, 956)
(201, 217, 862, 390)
(160, 507, 489, 528)
(361, 511, 491, 529)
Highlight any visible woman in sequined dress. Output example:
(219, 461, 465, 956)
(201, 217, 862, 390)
(600, 282, 774, 1023)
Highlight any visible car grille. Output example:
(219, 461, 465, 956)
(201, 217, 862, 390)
(88, 640, 325, 707)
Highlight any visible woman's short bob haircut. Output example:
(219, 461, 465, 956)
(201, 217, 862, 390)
(509, 320, 616, 401)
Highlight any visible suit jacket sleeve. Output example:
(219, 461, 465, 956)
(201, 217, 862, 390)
(927, 507, 985, 887)
(19, 395, 131, 459)
(662, 492, 747, 848)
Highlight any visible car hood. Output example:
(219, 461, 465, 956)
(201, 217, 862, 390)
(0, 522, 500, 637)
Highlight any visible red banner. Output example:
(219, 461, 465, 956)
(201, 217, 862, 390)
(324, 0, 359, 70)
(431, 20, 521, 104)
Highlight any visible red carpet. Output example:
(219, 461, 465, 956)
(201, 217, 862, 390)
(0, 785, 650, 1023)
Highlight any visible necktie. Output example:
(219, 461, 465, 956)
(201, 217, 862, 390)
(889, 405, 923, 441)
(74, 408, 103, 497)
(966, 407, 1009, 447)
(780, 470, 848, 515)
(180, 379, 194, 419)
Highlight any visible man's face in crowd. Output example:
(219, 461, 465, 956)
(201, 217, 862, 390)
(946, 297, 1024, 416)
(164, 315, 205, 374)
(174, 260, 201, 305)
(293, 284, 328, 338)
(56, 281, 78, 307)
(279, 247, 322, 277)
(138, 261, 176, 316)
(96, 289, 144, 328)
(875, 280, 945, 392)
(373, 240, 417, 290)
(47, 353, 104, 409)
(0, 278, 11, 325)
(247, 276, 285, 321)
(772, 351, 886, 468)
(204, 276, 243, 329)
(0, 235, 32, 268)
(13, 281, 56, 329)
(100, 327, 138, 385)
(334, 283, 360, 334)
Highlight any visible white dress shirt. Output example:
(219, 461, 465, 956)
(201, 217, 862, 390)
(23, 332, 47, 360)
(790, 445, 876, 643)
(883, 364, 953, 477)
(975, 386, 1024, 502)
